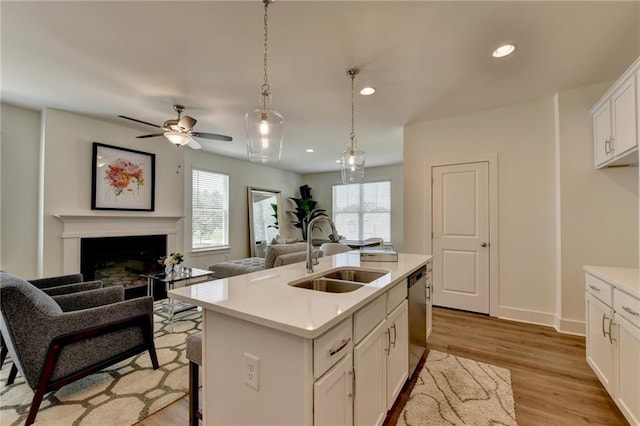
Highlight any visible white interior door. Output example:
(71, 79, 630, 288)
(432, 162, 490, 314)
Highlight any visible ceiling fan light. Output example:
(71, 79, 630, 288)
(164, 131, 192, 146)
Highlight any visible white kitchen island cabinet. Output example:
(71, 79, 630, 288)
(170, 252, 430, 426)
(584, 266, 640, 426)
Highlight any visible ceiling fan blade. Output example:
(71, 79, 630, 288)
(136, 133, 165, 139)
(118, 115, 163, 129)
(178, 115, 197, 130)
(187, 139, 202, 150)
(192, 132, 233, 142)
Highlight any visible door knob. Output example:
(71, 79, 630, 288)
(481, 242, 488, 247)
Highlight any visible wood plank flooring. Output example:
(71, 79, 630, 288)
(138, 307, 628, 425)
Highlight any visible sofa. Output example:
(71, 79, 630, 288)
(209, 242, 330, 279)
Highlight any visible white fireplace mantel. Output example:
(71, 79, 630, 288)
(55, 214, 184, 274)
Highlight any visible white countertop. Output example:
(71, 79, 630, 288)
(584, 265, 640, 299)
(169, 252, 430, 339)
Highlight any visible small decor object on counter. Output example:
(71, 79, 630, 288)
(159, 252, 184, 274)
(360, 246, 398, 262)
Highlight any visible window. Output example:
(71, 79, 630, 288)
(192, 169, 229, 250)
(332, 181, 391, 242)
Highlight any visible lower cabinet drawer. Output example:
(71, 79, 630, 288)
(387, 282, 406, 314)
(353, 294, 386, 344)
(314, 317, 353, 379)
(586, 273, 613, 306)
(615, 288, 640, 329)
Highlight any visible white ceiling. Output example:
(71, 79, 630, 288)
(2, 1, 638, 174)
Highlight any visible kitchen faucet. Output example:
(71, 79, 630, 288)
(306, 217, 338, 273)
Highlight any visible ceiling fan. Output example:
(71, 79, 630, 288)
(118, 104, 232, 150)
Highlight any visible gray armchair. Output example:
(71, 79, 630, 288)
(27, 273, 104, 296)
(0, 271, 159, 425)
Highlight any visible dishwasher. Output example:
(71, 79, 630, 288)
(407, 265, 427, 378)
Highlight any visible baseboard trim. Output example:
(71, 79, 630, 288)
(494, 305, 556, 328)
(557, 317, 585, 336)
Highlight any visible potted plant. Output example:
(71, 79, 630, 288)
(287, 185, 327, 241)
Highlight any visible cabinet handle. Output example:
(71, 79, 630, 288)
(610, 136, 615, 153)
(608, 319, 616, 344)
(348, 369, 355, 399)
(604, 138, 611, 155)
(589, 285, 601, 292)
(602, 313, 609, 338)
(391, 323, 397, 348)
(385, 329, 391, 353)
(426, 284, 431, 301)
(622, 306, 639, 316)
(329, 338, 351, 356)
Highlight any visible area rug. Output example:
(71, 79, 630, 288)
(397, 350, 517, 426)
(0, 302, 201, 426)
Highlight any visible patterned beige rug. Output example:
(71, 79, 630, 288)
(0, 303, 201, 425)
(397, 350, 517, 426)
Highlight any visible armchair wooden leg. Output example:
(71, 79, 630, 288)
(141, 319, 160, 370)
(189, 361, 201, 426)
(0, 344, 8, 368)
(7, 364, 17, 385)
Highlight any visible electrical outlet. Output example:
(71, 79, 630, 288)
(244, 353, 259, 390)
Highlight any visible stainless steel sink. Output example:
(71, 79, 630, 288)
(289, 277, 364, 293)
(321, 268, 387, 284)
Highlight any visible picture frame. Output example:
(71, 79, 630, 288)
(91, 142, 156, 211)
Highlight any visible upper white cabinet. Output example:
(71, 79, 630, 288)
(591, 56, 640, 169)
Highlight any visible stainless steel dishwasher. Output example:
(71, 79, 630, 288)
(407, 265, 427, 378)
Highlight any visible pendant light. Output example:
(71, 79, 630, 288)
(340, 67, 366, 184)
(245, 0, 283, 164)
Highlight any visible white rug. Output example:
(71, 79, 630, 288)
(0, 302, 201, 426)
(397, 350, 517, 426)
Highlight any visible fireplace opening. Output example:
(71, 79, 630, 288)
(81, 234, 167, 300)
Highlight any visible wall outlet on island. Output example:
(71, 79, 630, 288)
(244, 352, 260, 390)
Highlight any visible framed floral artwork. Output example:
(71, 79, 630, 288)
(91, 142, 155, 211)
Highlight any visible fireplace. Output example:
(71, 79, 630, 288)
(81, 234, 167, 299)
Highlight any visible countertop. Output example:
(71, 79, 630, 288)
(583, 265, 640, 299)
(169, 252, 430, 339)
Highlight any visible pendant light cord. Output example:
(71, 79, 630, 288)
(262, 0, 271, 97)
(347, 68, 359, 152)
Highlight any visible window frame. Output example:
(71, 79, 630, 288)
(191, 167, 230, 252)
(331, 179, 391, 242)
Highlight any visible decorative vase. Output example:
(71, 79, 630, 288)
(165, 264, 174, 275)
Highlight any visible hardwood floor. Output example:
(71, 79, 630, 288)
(138, 307, 628, 425)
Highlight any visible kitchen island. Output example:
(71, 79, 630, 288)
(170, 251, 431, 425)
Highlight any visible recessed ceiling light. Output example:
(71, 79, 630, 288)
(492, 44, 516, 58)
(306, 148, 314, 153)
(335, 160, 340, 163)
(360, 87, 376, 96)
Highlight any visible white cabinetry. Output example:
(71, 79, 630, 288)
(426, 261, 433, 338)
(314, 353, 354, 426)
(353, 285, 408, 426)
(591, 57, 639, 168)
(585, 271, 640, 426)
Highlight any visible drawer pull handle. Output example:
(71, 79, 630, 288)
(391, 323, 397, 348)
(622, 306, 639, 316)
(589, 285, 601, 292)
(602, 313, 609, 338)
(608, 319, 616, 344)
(329, 338, 351, 356)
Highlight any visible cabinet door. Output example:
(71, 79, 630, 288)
(426, 278, 433, 338)
(612, 76, 638, 156)
(593, 101, 613, 167)
(387, 300, 409, 409)
(314, 353, 353, 426)
(585, 293, 615, 394)
(615, 315, 640, 426)
(354, 321, 387, 426)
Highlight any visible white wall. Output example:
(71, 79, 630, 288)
(557, 82, 638, 332)
(0, 105, 303, 277)
(404, 98, 558, 323)
(302, 164, 404, 250)
(0, 103, 40, 277)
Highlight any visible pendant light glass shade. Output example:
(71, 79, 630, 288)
(341, 67, 366, 184)
(245, 0, 283, 164)
(340, 143, 366, 183)
(246, 93, 284, 164)
(164, 131, 192, 146)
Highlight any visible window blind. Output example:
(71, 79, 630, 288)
(332, 181, 391, 242)
(192, 169, 229, 250)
